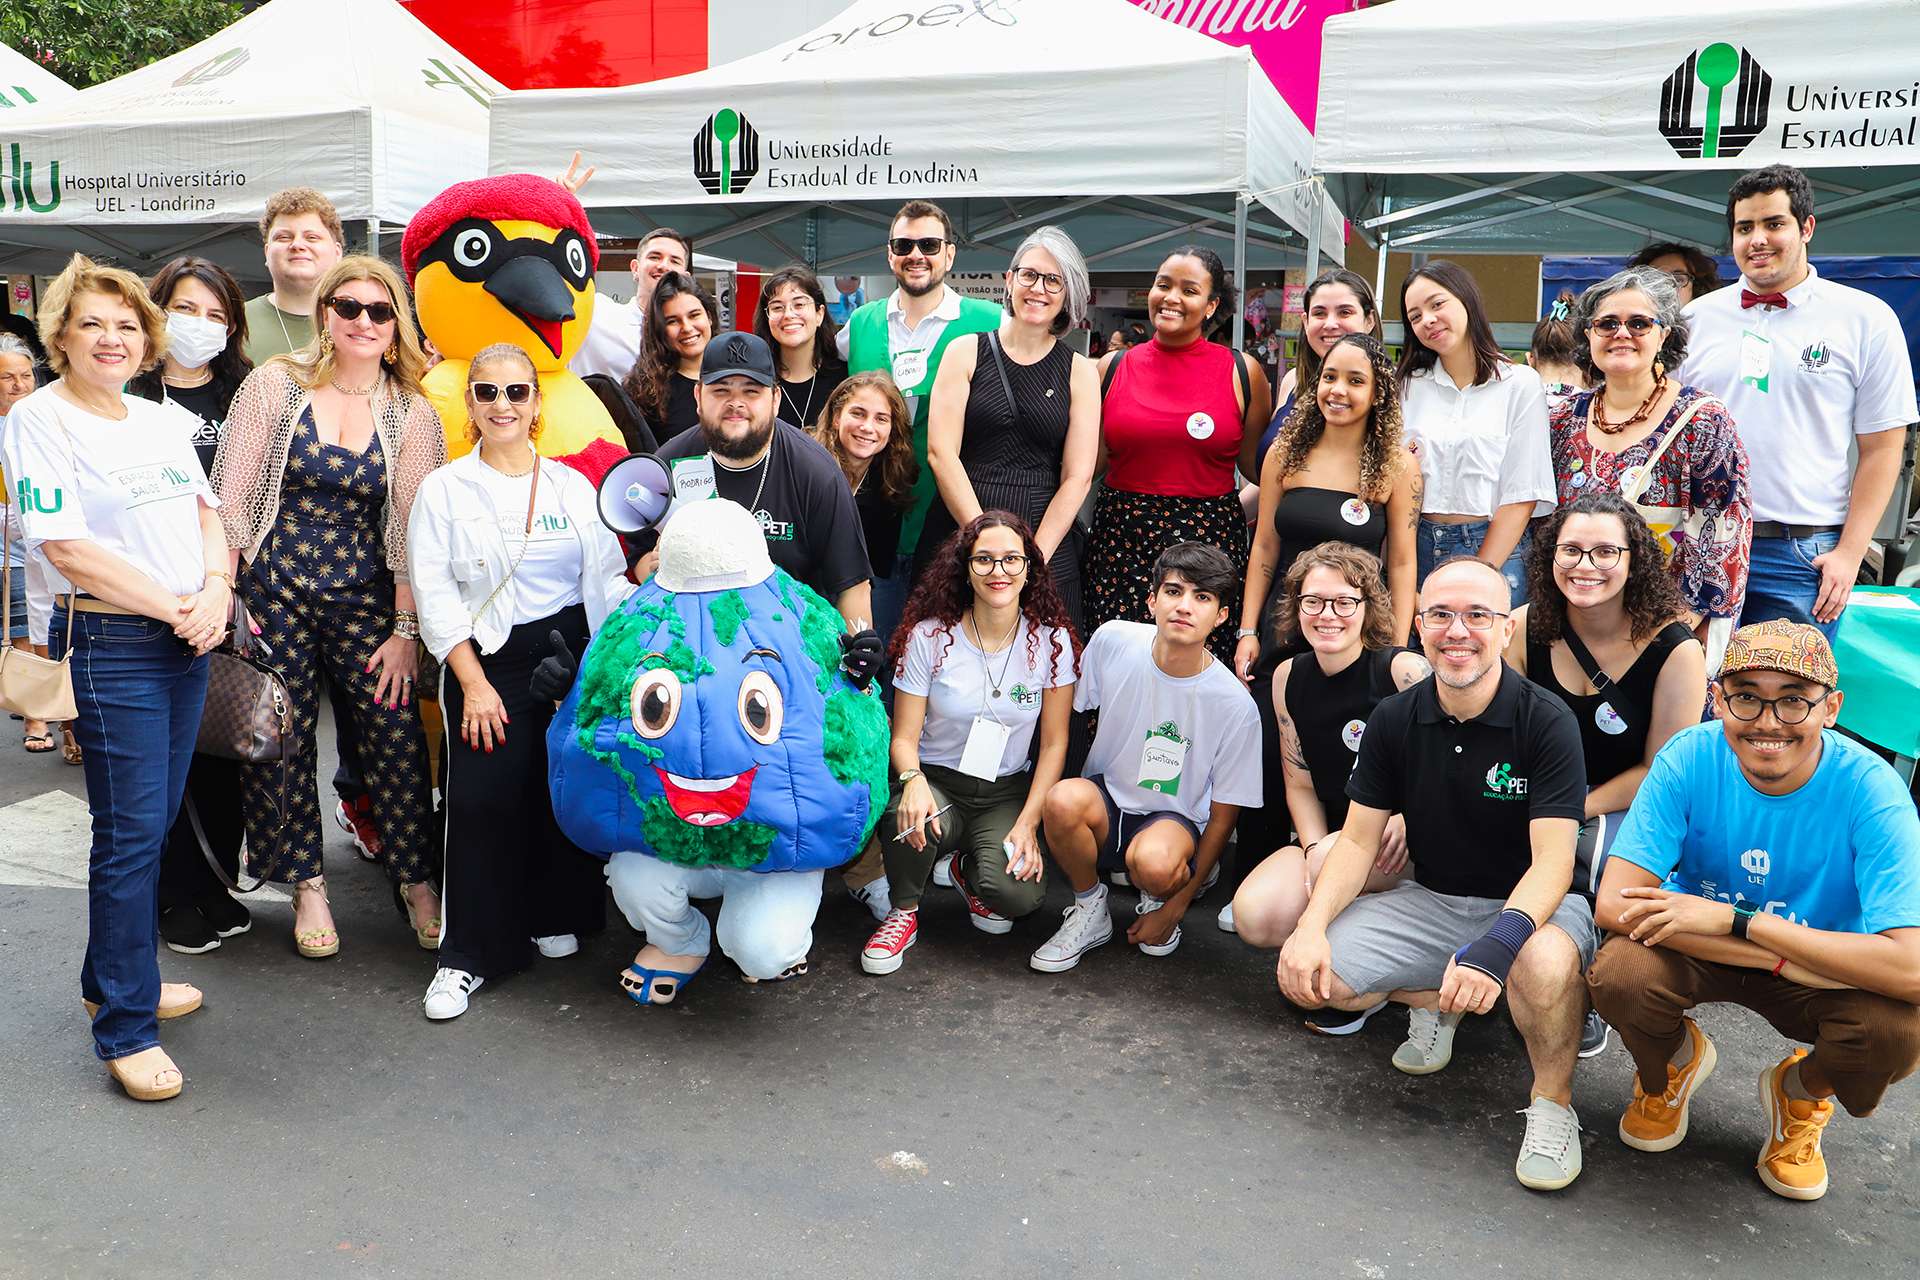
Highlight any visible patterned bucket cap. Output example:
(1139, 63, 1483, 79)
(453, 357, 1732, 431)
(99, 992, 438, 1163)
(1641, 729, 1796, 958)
(1716, 619, 1839, 688)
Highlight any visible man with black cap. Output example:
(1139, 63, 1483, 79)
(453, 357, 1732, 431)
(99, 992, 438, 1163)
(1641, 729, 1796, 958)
(656, 330, 873, 628)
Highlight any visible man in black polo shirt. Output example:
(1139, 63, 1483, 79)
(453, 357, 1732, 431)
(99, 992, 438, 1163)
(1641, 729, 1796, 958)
(1280, 555, 1595, 1191)
(655, 331, 873, 627)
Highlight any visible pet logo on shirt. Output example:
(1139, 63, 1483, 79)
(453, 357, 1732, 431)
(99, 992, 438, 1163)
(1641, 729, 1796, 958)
(1340, 498, 1370, 526)
(1341, 718, 1367, 752)
(1186, 412, 1214, 440)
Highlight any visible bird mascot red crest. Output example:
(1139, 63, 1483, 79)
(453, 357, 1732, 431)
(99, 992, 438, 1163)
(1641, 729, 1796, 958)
(403, 175, 626, 484)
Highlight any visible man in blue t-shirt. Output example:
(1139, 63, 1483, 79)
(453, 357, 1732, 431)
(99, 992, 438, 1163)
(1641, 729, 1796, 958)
(1590, 620, 1920, 1203)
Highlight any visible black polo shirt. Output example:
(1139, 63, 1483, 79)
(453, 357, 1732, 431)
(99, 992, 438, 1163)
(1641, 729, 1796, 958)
(1346, 663, 1586, 900)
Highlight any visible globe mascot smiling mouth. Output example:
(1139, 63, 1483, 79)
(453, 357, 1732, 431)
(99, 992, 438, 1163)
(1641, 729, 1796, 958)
(654, 766, 758, 826)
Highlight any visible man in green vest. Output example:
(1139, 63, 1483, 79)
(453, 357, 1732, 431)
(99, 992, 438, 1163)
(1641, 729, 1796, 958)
(836, 200, 1000, 635)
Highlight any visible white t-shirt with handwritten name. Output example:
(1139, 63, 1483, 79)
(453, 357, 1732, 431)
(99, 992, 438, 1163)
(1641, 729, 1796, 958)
(2, 385, 215, 597)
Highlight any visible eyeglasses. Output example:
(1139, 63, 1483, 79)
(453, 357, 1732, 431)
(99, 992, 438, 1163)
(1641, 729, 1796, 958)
(1589, 315, 1663, 336)
(1416, 607, 1509, 631)
(1553, 543, 1625, 569)
(470, 381, 535, 405)
(1298, 594, 1363, 617)
(888, 236, 949, 257)
(1719, 686, 1832, 725)
(326, 296, 397, 325)
(969, 553, 1029, 575)
(1663, 271, 1697, 288)
(1012, 266, 1065, 295)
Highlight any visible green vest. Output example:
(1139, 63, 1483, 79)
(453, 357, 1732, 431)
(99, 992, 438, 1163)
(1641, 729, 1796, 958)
(845, 293, 1002, 554)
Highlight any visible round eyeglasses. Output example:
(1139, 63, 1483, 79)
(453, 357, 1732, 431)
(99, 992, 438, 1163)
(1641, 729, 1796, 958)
(1554, 543, 1625, 569)
(970, 553, 1029, 575)
(1298, 594, 1363, 617)
(1012, 266, 1065, 295)
(1720, 687, 1832, 725)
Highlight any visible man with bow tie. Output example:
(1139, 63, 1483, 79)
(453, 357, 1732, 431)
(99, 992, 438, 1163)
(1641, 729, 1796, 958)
(1678, 164, 1917, 638)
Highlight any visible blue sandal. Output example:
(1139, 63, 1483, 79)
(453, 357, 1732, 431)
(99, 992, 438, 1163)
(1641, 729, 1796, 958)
(741, 959, 809, 984)
(620, 958, 706, 1006)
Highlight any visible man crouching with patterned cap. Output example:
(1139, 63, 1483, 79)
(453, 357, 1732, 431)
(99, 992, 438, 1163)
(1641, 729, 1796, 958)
(1590, 620, 1920, 1201)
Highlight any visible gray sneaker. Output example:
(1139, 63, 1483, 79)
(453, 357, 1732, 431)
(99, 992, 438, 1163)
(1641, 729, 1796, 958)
(1030, 892, 1114, 972)
(1392, 1006, 1464, 1075)
(1515, 1097, 1584, 1190)
(1579, 1009, 1611, 1058)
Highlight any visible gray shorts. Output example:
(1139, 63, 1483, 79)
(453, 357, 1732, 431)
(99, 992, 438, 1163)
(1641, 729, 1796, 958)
(1325, 880, 1598, 998)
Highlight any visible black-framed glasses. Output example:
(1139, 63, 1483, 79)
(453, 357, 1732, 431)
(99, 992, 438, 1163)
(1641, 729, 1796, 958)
(1590, 315, 1662, 335)
(471, 381, 535, 405)
(1012, 266, 1065, 294)
(1416, 607, 1509, 631)
(1719, 686, 1832, 725)
(1663, 271, 1697, 288)
(969, 553, 1029, 575)
(1298, 593, 1363, 617)
(1554, 543, 1625, 569)
(888, 236, 949, 257)
(326, 296, 397, 325)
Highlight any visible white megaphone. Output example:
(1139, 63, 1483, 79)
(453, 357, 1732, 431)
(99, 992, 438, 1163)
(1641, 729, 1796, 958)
(595, 452, 675, 536)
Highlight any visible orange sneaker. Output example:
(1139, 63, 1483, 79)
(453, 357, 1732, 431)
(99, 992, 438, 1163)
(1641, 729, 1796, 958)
(1619, 1016, 1717, 1152)
(1758, 1049, 1833, 1201)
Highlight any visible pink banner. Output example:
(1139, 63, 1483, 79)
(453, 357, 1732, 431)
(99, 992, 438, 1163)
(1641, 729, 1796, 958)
(1129, 0, 1365, 132)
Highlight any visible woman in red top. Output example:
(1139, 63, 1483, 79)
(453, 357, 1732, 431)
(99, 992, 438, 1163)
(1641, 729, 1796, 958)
(1086, 246, 1269, 663)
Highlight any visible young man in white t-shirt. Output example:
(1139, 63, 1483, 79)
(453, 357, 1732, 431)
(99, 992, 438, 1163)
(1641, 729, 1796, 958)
(569, 227, 693, 382)
(1031, 543, 1262, 970)
(1677, 163, 1918, 640)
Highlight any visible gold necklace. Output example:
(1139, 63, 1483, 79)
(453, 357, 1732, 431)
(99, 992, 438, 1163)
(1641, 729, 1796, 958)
(483, 445, 538, 478)
(332, 376, 378, 396)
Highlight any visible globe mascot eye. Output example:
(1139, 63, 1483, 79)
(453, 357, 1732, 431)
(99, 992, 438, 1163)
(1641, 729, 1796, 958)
(737, 671, 783, 745)
(631, 668, 683, 739)
(454, 228, 493, 269)
(563, 237, 590, 281)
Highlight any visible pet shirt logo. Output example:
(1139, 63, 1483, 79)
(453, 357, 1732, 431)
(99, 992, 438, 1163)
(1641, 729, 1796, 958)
(695, 108, 762, 196)
(1658, 42, 1770, 160)
(1483, 762, 1528, 799)
(1007, 682, 1041, 708)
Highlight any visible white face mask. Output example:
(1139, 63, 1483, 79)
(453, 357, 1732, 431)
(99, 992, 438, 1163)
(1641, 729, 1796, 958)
(166, 311, 229, 369)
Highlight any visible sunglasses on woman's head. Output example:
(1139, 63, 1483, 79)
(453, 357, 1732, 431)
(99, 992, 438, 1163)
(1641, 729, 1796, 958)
(326, 296, 397, 325)
(471, 381, 535, 405)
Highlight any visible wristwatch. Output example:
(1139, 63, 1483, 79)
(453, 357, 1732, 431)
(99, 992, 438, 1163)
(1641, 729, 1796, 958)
(1731, 898, 1758, 940)
(897, 769, 923, 784)
(1236, 628, 1258, 640)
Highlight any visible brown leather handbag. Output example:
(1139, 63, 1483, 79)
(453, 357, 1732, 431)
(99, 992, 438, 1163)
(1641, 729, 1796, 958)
(0, 493, 77, 723)
(195, 594, 290, 763)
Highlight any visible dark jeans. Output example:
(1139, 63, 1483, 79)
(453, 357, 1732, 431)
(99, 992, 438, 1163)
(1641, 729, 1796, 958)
(55, 609, 208, 1061)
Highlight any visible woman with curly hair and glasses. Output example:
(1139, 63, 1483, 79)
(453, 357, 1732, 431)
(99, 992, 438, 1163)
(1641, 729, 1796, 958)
(1627, 242, 1725, 309)
(859, 511, 1081, 975)
(621, 270, 716, 437)
(1506, 491, 1705, 904)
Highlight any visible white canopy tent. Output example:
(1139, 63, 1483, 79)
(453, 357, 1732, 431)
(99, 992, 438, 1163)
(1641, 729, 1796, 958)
(0, 42, 76, 110)
(0, 0, 503, 285)
(1314, 0, 1920, 260)
(489, 0, 1345, 341)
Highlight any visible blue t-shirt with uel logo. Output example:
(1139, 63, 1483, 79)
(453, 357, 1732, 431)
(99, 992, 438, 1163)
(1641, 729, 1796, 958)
(1610, 721, 1920, 935)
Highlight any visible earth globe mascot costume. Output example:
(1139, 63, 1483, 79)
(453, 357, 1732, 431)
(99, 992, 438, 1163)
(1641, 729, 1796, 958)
(401, 174, 627, 478)
(546, 479, 889, 1002)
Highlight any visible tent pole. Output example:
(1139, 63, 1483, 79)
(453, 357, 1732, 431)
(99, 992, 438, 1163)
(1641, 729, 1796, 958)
(1232, 194, 1248, 348)
(366, 219, 380, 258)
(1302, 177, 1322, 286)
(1373, 194, 1391, 308)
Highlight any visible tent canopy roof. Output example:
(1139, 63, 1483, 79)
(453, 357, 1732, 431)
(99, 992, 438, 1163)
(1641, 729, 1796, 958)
(1314, 0, 1920, 255)
(489, 0, 1340, 274)
(0, 42, 76, 109)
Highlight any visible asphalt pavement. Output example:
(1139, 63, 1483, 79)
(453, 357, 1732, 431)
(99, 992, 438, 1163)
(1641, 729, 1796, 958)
(2, 721, 1917, 1279)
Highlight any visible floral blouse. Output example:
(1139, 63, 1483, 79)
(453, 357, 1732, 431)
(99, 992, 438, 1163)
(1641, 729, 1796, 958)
(1550, 385, 1751, 620)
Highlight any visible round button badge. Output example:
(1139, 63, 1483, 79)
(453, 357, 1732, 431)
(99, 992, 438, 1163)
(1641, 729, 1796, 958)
(1595, 702, 1629, 735)
(1186, 412, 1215, 440)
(1342, 719, 1367, 752)
(1340, 498, 1371, 526)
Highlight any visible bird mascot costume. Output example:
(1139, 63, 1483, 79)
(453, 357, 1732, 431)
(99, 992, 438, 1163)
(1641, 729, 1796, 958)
(401, 174, 626, 479)
(543, 481, 889, 1003)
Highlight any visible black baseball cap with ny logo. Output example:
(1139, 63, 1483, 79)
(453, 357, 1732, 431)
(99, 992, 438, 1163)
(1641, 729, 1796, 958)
(700, 331, 777, 386)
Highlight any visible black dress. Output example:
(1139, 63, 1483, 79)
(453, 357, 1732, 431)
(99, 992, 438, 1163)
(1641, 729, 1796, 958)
(918, 333, 1081, 627)
(1525, 622, 1695, 784)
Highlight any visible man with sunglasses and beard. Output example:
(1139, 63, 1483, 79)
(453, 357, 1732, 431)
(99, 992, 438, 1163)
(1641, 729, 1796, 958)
(837, 201, 1000, 627)
(1588, 620, 1920, 1202)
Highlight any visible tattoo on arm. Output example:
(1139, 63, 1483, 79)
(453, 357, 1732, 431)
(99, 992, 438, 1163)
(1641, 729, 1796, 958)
(1407, 478, 1424, 529)
(1277, 710, 1309, 771)
(1396, 655, 1433, 690)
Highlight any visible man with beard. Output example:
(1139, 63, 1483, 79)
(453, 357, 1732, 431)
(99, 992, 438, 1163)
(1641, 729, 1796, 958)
(837, 201, 1000, 613)
(657, 330, 872, 628)
(1280, 554, 1595, 1191)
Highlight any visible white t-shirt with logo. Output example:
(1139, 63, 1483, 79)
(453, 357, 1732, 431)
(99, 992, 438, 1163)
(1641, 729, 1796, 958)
(2, 386, 215, 597)
(894, 616, 1075, 779)
(1679, 266, 1918, 526)
(468, 460, 587, 626)
(1074, 620, 1262, 826)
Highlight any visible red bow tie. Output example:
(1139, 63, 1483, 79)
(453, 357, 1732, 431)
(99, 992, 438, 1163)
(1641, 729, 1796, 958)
(1741, 289, 1789, 310)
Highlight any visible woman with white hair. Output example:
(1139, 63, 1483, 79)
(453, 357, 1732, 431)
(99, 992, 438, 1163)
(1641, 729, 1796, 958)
(924, 225, 1100, 625)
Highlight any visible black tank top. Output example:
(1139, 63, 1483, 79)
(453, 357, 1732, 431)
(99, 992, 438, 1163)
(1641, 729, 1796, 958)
(1525, 621, 1694, 783)
(1274, 486, 1387, 572)
(1283, 645, 1405, 830)
(959, 332, 1074, 487)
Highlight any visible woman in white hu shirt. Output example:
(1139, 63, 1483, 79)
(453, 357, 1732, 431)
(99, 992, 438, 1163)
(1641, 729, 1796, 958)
(859, 511, 1080, 976)
(3, 256, 234, 1102)
(408, 344, 632, 1019)
(1396, 261, 1556, 606)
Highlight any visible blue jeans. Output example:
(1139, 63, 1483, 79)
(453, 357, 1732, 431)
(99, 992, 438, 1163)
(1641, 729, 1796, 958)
(1741, 531, 1841, 641)
(869, 552, 915, 705)
(55, 610, 208, 1061)
(1415, 517, 1531, 609)
(606, 851, 824, 980)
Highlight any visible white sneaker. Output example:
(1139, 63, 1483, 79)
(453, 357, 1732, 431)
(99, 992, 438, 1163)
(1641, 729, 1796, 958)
(931, 857, 955, 888)
(534, 934, 579, 958)
(1216, 901, 1237, 933)
(1392, 1006, 1464, 1075)
(1196, 862, 1220, 898)
(423, 968, 482, 1020)
(850, 876, 893, 923)
(1136, 891, 1164, 916)
(1515, 1097, 1584, 1191)
(1029, 891, 1114, 972)
(1138, 925, 1182, 957)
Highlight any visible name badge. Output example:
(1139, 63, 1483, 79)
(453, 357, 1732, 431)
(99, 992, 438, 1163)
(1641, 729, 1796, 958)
(1740, 330, 1771, 393)
(1186, 412, 1215, 440)
(891, 348, 930, 391)
(1342, 718, 1367, 752)
(1595, 702, 1629, 736)
(669, 454, 717, 505)
(1136, 727, 1188, 795)
(1340, 498, 1370, 526)
(958, 715, 1011, 781)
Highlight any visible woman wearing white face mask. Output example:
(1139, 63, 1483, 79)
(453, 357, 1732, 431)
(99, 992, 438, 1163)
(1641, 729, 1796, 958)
(129, 258, 258, 957)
